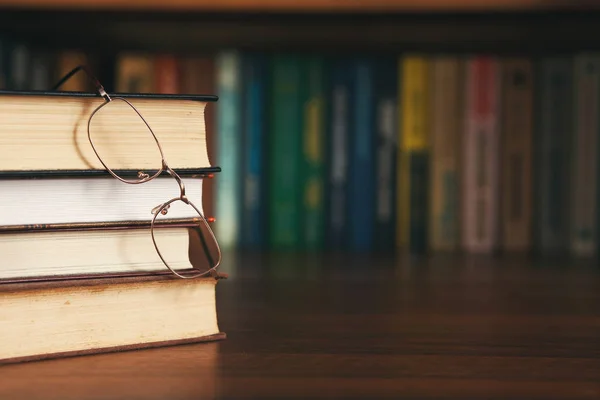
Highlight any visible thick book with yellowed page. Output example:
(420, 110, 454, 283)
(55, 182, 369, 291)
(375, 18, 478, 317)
(0, 90, 217, 173)
(0, 274, 226, 364)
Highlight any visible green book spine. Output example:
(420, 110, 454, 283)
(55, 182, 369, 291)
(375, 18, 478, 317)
(302, 57, 326, 250)
(269, 55, 304, 249)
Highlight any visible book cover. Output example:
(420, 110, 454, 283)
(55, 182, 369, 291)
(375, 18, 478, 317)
(215, 50, 243, 249)
(398, 55, 430, 254)
(373, 58, 398, 252)
(241, 53, 267, 249)
(571, 53, 600, 257)
(302, 56, 327, 250)
(269, 54, 304, 249)
(429, 56, 463, 251)
(326, 59, 353, 250)
(534, 57, 573, 255)
(500, 58, 534, 252)
(348, 59, 376, 252)
(462, 56, 501, 254)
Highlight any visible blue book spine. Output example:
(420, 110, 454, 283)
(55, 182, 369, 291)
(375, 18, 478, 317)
(326, 60, 354, 250)
(372, 58, 398, 251)
(348, 60, 376, 251)
(241, 54, 267, 249)
(534, 57, 573, 254)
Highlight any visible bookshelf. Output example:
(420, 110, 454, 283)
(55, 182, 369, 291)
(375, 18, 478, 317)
(1, 1, 600, 258)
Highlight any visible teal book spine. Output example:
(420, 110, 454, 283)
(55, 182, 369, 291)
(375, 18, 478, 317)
(269, 55, 304, 249)
(215, 50, 243, 249)
(302, 57, 327, 250)
(534, 57, 573, 255)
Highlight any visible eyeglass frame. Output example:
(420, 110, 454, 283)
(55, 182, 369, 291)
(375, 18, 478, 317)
(51, 65, 222, 280)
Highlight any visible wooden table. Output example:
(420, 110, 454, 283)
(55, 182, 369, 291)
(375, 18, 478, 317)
(1, 252, 599, 399)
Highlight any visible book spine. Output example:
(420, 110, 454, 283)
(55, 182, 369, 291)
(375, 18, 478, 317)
(571, 54, 600, 257)
(462, 56, 501, 253)
(116, 52, 155, 93)
(241, 53, 267, 248)
(327, 60, 352, 250)
(154, 54, 180, 94)
(302, 57, 327, 250)
(215, 50, 242, 249)
(398, 55, 430, 254)
(9, 41, 30, 90)
(348, 60, 376, 252)
(374, 58, 398, 251)
(535, 57, 573, 254)
(30, 50, 53, 91)
(429, 56, 463, 251)
(268, 55, 304, 249)
(501, 58, 534, 252)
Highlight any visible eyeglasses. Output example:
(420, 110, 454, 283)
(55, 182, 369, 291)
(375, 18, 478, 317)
(52, 65, 221, 279)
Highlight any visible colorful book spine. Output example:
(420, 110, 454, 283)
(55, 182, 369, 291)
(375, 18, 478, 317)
(302, 57, 327, 250)
(535, 57, 573, 255)
(269, 55, 304, 249)
(429, 56, 463, 251)
(500, 58, 534, 252)
(398, 55, 430, 254)
(154, 54, 180, 94)
(115, 52, 155, 93)
(348, 60, 376, 252)
(327, 60, 353, 250)
(462, 56, 501, 253)
(215, 50, 242, 249)
(373, 58, 398, 251)
(241, 53, 267, 249)
(571, 53, 600, 257)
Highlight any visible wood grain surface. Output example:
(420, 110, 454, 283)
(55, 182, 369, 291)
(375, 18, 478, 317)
(1, 252, 599, 399)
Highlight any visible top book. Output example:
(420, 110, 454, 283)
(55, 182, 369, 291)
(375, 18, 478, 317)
(0, 90, 216, 173)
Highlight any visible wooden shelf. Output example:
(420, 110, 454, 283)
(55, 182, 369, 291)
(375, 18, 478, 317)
(0, 0, 597, 13)
(1, 9, 600, 54)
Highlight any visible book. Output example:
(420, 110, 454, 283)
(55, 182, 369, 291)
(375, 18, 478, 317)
(348, 59, 376, 252)
(327, 59, 352, 250)
(215, 50, 242, 249)
(398, 55, 430, 254)
(500, 58, 534, 252)
(302, 56, 327, 250)
(429, 55, 463, 251)
(269, 54, 304, 249)
(0, 274, 225, 364)
(535, 57, 573, 255)
(0, 90, 216, 172)
(462, 56, 501, 253)
(571, 53, 600, 257)
(0, 176, 205, 226)
(0, 222, 198, 281)
(373, 58, 398, 252)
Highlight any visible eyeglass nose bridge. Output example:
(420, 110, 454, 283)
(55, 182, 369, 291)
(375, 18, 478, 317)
(165, 165, 187, 202)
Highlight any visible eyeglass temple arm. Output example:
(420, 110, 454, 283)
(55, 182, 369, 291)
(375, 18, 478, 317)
(50, 65, 111, 101)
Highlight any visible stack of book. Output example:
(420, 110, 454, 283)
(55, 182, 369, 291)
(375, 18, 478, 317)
(0, 69, 225, 364)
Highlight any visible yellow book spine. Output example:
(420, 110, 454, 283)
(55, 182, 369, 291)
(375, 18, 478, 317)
(397, 56, 430, 249)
